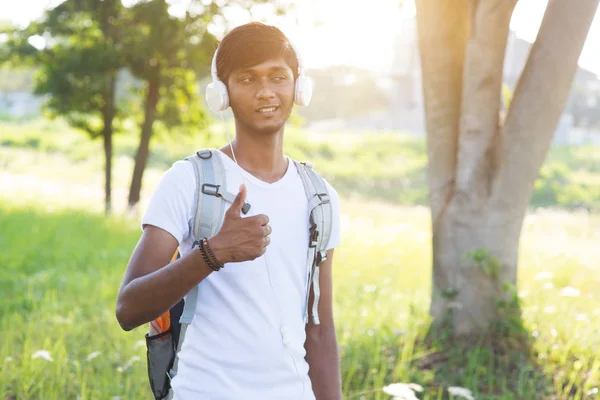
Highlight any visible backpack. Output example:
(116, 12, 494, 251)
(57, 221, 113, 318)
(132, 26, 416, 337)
(144, 148, 333, 400)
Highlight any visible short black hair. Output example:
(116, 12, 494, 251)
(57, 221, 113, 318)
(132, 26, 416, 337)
(215, 22, 299, 84)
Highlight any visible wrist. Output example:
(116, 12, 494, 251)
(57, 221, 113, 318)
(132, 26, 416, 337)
(196, 238, 220, 272)
(206, 236, 230, 265)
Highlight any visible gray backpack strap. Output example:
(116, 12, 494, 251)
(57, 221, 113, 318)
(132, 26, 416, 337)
(180, 148, 228, 324)
(168, 148, 228, 385)
(293, 160, 333, 325)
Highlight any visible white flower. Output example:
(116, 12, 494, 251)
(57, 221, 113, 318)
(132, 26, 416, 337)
(52, 316, 73, 324)
(32, 350, 53, 362)
(448, 386, 475, 400)
(134, 340, 146, 349)
(383, 383, 423, 400)
(118, 355, 141, 373)
(534, 272, 553, 280)
(559, 287, 580, 297)
(575, 313, 587, 321)
(4, 356, 13, 362)
(86, 351, 101, 361)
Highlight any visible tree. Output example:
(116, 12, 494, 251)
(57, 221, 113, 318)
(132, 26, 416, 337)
(414, 0, 599, 335)
(122, 0, 283, 210)
(1, 0, 124, 215)
(121, 0, 217, 210)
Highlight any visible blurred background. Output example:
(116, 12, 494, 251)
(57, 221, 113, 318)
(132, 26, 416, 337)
(1, 0, 599, 399)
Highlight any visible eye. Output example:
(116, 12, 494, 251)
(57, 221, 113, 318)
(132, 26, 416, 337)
(240, 76, 254, 83)
(272, 75, 287, 82)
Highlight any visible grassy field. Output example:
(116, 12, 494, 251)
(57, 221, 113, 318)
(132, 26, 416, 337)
(2, 118, 600, 210)
(1, 120, 600, 399)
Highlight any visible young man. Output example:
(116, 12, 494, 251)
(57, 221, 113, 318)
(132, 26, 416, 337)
(115, 22, 342, 399)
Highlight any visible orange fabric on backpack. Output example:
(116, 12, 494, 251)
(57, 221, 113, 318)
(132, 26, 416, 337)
(148, 249, 180, 335)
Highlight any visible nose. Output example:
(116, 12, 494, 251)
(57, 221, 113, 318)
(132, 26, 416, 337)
(256, 79, 276, 100)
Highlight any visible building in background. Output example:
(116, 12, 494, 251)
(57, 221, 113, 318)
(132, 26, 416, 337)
(308, 16, 600, 146)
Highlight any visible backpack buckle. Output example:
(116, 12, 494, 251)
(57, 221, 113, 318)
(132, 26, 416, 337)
(202, 183, 220, 197)
(317, 193, 330, 204)
(316, 250, 327, 264)
(197, 150, 212, 159)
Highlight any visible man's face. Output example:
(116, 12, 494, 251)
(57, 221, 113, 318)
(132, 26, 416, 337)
(227, 56, 295, 136)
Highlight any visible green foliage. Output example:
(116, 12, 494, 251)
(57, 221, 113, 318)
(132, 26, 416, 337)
(532, 154, 600, 211)
(464, 249, 501, 279)
(3, 118, 600, 211)
(2, 0, 125, 138)
(119, 0, 216, 131)
(493, 281, 527, 338)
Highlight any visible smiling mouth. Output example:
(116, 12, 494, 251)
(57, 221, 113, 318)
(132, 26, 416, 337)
(257, 105, 279, 113)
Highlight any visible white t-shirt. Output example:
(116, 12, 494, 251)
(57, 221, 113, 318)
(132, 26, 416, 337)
(141, 149, 341, 400)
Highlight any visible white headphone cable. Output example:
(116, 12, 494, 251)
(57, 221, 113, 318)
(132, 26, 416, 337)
(219, 112, 307, 397)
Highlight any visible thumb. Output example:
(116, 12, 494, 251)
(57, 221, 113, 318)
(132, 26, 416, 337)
(227, 184, 247, 217)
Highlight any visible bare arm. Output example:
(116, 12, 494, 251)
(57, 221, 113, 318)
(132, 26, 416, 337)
(115, 184, 270, 332)
(115, 225, 217, 331)
(304, 249, 342, 400)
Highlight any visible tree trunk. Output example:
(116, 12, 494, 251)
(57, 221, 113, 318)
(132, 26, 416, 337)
(103, 122, 113, 215)
(414, 0, 469, 225)
(491, 0, 600, 217)
(128, 77, 160, 209)
(98, 0, 118, 216)
(102, 74, 117, 215)
(415, 0, 599, 336)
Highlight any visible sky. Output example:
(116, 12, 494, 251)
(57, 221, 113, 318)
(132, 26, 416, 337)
(1, 0, 599, 76)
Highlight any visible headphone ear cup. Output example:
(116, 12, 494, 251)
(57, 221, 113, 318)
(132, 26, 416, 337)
(205, 80, 229, 112)
(294, 75, 313, 106)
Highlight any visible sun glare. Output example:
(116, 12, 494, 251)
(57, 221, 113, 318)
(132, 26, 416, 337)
(1, 0, 599, 75)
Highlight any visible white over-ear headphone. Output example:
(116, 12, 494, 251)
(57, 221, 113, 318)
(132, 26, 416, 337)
(205, 38, 313, 113)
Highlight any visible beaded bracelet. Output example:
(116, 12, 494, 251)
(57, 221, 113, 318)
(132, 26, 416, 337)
(202, 237, 225, 271)
(199, 244, 218, 271)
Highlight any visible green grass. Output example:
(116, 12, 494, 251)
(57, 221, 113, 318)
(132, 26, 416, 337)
(1, 119, 600, 399)
(1, 189, 600, 398)
(0, 205, 144, 399)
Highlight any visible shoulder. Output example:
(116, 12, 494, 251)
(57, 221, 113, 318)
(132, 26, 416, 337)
(141, 159, 197, 245)
(311, 170, 342, 250)
(164, 159, 196, 184)
(322, 176, 340, 216)
(321, 176, 338, 198)
(302, 162, 338, 200)
(295, 161, 340, 212)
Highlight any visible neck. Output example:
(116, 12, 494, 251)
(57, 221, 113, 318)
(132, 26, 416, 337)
(220, 125, 288, 183)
